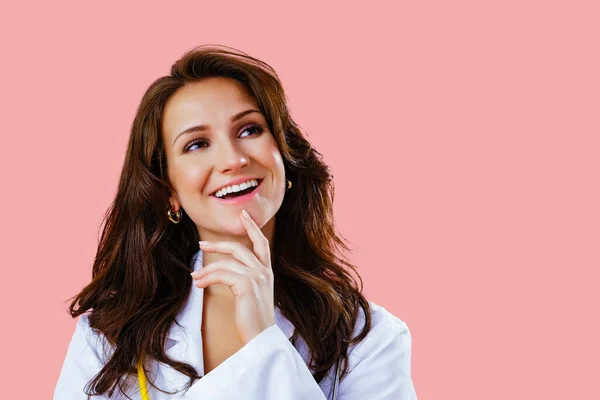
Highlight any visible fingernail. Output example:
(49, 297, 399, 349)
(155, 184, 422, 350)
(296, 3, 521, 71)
(191, 271, 199, 278)
(242, 210, 250, 219)
(199, 241, 209, 246)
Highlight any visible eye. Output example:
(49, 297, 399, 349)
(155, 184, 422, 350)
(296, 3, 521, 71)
(184, 139, 209, 153)
(239, 124, 264, 138)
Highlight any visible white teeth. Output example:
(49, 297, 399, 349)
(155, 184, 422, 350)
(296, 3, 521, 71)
(214, 179, 259, 198)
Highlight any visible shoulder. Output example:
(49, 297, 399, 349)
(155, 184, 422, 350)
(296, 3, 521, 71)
(353, 300, 412, 345)
(331, 301, 417, 398)
(69, 313, 115, 364)
(347, 300, 413, 372)
(55, 315, 136, 399)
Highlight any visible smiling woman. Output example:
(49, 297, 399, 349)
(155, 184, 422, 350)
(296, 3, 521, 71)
(54, 45, 417, 400)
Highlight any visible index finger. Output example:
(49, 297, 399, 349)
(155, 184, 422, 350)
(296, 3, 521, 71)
(240, 209, 271, 269)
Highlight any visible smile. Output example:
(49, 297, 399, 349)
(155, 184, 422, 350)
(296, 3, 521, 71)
(210, 179, 263, 205)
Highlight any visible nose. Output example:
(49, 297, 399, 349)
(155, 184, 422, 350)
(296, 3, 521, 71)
(215, 137, 249, 174)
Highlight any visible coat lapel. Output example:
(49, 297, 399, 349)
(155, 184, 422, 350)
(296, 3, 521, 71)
(159, 251, 204, 391)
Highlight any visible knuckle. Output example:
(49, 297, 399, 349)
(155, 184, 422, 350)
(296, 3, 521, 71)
(249, 279, 261, 292)
(209, 263, 222, 273)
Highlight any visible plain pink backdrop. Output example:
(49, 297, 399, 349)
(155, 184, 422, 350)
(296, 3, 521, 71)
(1, 1, 598, 399)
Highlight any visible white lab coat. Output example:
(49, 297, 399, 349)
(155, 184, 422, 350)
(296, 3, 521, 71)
(55, 249, 417, 399)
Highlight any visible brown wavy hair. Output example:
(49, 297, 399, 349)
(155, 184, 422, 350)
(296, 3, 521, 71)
(67, 45, 372, 398)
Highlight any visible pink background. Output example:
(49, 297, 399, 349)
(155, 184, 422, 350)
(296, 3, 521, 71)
(1, 1, 598, 399)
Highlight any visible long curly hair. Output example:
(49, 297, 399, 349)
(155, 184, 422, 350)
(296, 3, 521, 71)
(67, 45, 372, 398)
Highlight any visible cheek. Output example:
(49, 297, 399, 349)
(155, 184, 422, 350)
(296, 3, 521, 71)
(264, 140, 285, 172)
(272, 151, 285, 176)
(170, 162, 210, 196)
(269, 150, 287, 198)
(249, 137, 285, 179)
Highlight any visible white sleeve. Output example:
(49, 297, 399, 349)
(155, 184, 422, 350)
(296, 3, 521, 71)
(337, 317, 417, 400)
(181, 316, 417, 400)
(181, 324, 327, 400)
(54, 315, 111, 399)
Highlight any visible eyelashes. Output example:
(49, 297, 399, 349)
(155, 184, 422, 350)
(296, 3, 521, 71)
(183, 124, 264, 153)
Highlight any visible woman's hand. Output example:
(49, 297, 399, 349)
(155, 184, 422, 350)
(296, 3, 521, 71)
(191, 209, 275, 344)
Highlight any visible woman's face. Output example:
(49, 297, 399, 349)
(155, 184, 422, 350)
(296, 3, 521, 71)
(161, 77, 287, 242)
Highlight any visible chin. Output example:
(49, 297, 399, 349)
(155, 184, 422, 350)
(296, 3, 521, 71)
(231, 223, 250, 237)
(213, 221, 251, 238)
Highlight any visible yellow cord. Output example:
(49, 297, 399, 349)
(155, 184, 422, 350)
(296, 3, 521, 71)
(137, 361, 150, 400)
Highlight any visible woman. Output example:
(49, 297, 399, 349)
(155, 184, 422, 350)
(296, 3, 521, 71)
(55, 45, 417, 399)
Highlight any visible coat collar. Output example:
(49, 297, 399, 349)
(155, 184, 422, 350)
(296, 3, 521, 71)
(166, 249, 295, 343)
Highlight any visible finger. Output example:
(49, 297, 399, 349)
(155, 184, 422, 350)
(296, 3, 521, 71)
(199, 240, 263, 270)
(191, 259, 248, 280)
(194, 270, 252, 294)
(239, 209, 271, 269)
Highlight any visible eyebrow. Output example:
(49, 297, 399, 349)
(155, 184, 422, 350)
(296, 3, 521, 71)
(172, 108, 262, 145)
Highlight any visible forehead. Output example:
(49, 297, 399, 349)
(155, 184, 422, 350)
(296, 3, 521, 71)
(162, 77, 260, 136)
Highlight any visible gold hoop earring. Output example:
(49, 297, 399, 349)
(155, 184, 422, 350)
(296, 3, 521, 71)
(167, 208, 182, 224)
(286, 179, 292, 191)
